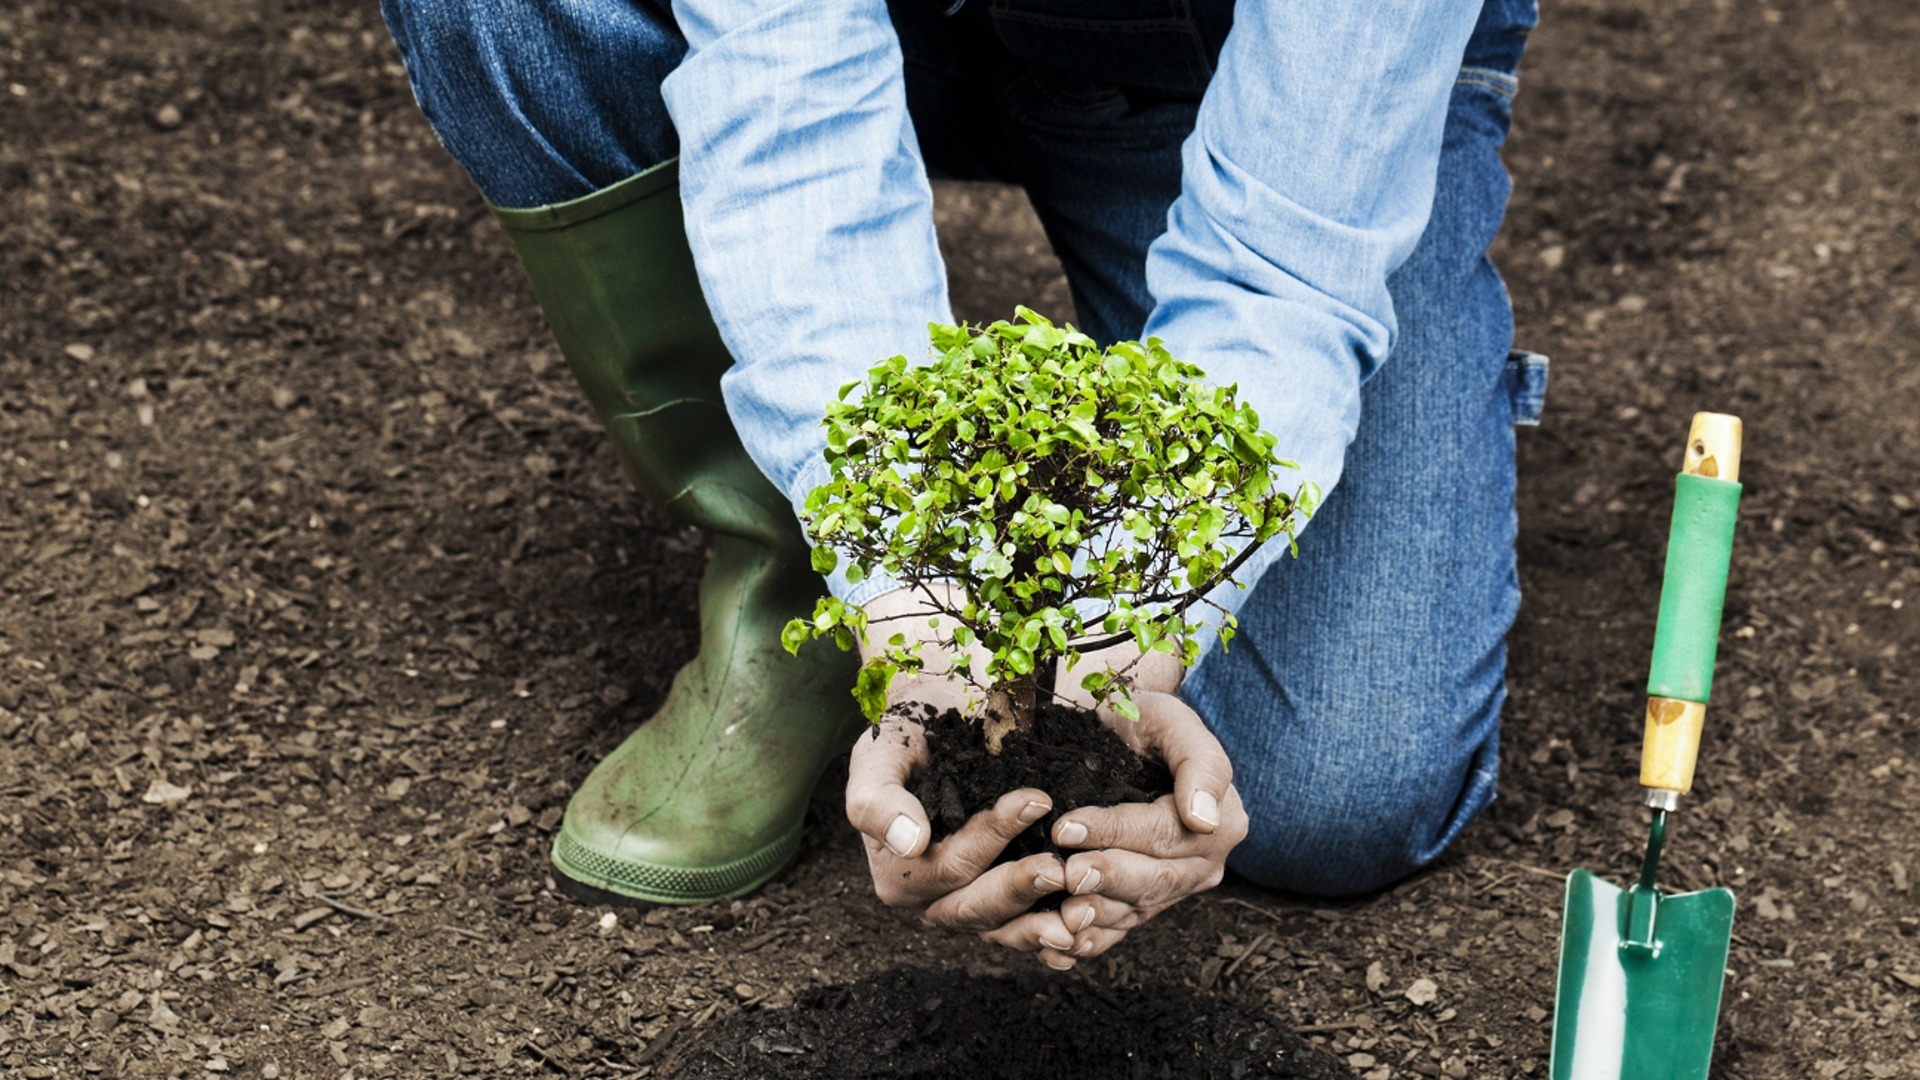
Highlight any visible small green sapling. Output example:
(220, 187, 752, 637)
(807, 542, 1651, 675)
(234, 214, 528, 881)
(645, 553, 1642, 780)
(783, 309, 1312, 754)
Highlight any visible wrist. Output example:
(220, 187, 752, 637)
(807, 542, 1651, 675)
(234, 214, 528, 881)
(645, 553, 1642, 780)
(859, 585, 993, 703)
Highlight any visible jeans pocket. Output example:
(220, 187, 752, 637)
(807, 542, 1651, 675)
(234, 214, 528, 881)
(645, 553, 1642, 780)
(986, 0, 1214, 97)
(1506, 350, 1549, 426)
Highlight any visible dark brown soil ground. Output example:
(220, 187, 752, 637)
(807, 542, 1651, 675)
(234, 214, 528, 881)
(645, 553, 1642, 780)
(2, 0, 1918, 1078)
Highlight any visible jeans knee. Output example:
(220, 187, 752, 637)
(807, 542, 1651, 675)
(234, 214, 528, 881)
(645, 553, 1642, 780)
(380, 0, 682, 205)
(382, 0, 492, 80)
(1223, 696, 1500, 899)
(381, 0, 525, 151)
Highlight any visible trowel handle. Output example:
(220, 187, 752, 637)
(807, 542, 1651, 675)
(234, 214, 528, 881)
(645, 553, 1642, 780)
(1640, 413, 1743, 803)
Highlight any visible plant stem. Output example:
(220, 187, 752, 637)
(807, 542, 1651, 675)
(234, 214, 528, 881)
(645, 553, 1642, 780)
(981, 674, 1036, 755)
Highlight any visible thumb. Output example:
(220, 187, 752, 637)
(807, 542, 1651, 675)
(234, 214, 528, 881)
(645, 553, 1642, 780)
(1138, 692, 1232, 835)
(845, 721, 933, 857)
(933, 788, 1055, 878)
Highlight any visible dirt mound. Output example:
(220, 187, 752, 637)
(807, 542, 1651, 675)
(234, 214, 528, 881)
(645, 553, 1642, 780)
(672, 966, 1353, 1080)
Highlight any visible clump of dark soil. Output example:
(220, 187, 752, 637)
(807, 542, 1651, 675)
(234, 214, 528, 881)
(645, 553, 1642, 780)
(671, 966, 1354, 1079)
(910, 701, 1173, 860)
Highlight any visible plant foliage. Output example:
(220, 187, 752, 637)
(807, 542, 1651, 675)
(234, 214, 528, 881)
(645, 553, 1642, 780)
(782, 308, 1313, 733)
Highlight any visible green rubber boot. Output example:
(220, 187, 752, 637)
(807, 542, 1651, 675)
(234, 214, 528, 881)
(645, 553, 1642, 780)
(492, 159, 861, 906)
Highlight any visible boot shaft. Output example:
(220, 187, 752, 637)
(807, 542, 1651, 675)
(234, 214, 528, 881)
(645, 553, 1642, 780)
(493, 160, 802, 556)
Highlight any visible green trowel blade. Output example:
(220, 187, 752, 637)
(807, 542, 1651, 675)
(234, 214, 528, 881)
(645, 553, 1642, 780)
(1550, 869, 1735, 1080)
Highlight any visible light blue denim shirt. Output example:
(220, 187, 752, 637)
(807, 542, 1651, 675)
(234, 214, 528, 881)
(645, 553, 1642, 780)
(663, 1, 1485, 624)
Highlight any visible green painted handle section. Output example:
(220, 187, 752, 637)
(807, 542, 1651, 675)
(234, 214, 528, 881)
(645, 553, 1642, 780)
(1646, 473, 1742, 703)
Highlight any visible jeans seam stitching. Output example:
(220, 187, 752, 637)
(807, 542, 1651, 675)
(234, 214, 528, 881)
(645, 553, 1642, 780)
(1458, 65, 1520, 86)
(1456, 77, 1518, 100)
(1456, 66, 1519, 99)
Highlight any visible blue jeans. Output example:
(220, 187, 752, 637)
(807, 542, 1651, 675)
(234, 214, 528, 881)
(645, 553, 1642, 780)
(383, 0, 1546, 897)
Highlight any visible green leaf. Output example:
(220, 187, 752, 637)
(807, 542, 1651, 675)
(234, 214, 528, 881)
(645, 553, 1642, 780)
(780, 618, 810, 657)
(1017, 621, 1042, 652)
(852, 661, 896, 724)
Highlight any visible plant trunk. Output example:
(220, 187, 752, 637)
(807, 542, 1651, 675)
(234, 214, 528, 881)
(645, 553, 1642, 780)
(981, 674, 1037, 756)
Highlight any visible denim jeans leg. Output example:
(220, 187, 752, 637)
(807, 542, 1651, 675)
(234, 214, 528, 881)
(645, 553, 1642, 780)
(1179, 72, 1528, 898)
(380, 0, 684, 208)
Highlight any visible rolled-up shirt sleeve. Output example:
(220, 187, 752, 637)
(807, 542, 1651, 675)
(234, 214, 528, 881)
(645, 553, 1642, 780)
(1143, 0, 1484, 636)
(662, 0, 947, 603)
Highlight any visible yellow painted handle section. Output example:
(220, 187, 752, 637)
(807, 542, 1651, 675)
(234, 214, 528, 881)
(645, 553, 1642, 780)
(1682, 412, 1742, 483)
(1641, 696, 1708, 792)
(1640, 412, 1742, 796)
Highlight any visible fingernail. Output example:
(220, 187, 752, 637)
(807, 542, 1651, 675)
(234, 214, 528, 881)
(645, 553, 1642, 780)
(1034, 873, 1063, 893)
(1075, 907, 1096, 932)
(1056, 820, 1088, 846)
(1041, 931, 1074, 951)
(1017, 800, 1049, 826)
(1042, 954, 1075, 971)
(1074, 939, 1095, 956)
(885, 815, 921, 857)
(1191, 790, 1221, 829)
(1073, 867, 1102, 895)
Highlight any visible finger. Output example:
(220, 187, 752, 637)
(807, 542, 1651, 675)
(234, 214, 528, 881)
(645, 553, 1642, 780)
(1058, 893, 1140, 936)
(1057, 789, 1250, 859)
(845, 720, 932, 858)
(1053, 796, 1203, 858)
(978, 909, 1077, 958)
(1064, 848, 1224, 909)
(922, 853, 1067, 932)
(921, 788, 1052, 889)
(1134, 692, 1234, 835)
(864, 789, 1054, 909)
(1037, 950, 1077, 972)
(1068, 925, 1130, 961)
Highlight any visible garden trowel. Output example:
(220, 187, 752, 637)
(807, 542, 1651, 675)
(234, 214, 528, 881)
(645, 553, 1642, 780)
(1550, 413, 1743, 1080)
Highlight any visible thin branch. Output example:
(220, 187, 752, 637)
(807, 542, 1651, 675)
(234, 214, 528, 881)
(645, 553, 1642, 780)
(862, 609, 942, 627)
(1068, 512, 1287, 653)
(1097, 646, 1151, 693)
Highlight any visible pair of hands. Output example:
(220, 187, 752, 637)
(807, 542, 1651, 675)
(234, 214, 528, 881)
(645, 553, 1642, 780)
(841, 588, 1250, 971)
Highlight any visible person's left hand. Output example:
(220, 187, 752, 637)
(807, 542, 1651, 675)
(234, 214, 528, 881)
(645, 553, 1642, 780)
(843, 587, 1081, 970)
(1047, 680, 1249, 960)
(844, 707, 1080, 969)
